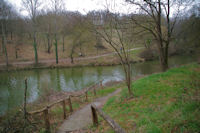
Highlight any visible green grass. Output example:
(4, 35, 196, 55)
(129, 48, 144, 61)
(95, 63, 200, 133)
(94, 87, 117, 97)
(88, 83, 123, 100)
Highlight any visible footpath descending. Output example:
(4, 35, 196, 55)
(57, 89, 121, 133)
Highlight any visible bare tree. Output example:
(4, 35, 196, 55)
(92, 10, 134, 97)
(60, 13, 68, 53)
(46, 14, 53, 54)
(0, 0, 11, 67)
(15, 17, 26, 59)
(50, 0, 64, 64)
(126, 0, 192, 71)
(38, 10, 54, 54)
(68, 12, 95, 63)
(22, 0, 41, 64)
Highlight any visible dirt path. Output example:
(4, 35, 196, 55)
(57, 88, 121, 133)
(0, 47, 143, 66)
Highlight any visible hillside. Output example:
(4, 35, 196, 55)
(92, 63, 200, 133)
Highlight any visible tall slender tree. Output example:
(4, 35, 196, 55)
(22, 0, 41, 64)
(50, 0, 64, 64)
(0, 0, 11, 67)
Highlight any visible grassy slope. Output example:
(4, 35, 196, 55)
(93, 63, 200, 133)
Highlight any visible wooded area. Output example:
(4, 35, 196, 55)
(0, 0, 199, 67)
(1, 0, 199, 97)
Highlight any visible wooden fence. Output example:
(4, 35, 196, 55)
(27, 80, 104, 133)
(91, 104, 126, 133)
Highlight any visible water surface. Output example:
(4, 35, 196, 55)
(0, 54, 198, 115)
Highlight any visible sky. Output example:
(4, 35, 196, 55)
(7, 0, 133, 16)
(6, 0, 199, 17)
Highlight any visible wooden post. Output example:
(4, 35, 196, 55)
(44, 107, 50, 133)
(93, 88, 96, 96)
(62, 100, 66, 119)
(68, 96, 73, 113)
(24, 78, 28, 120)
(91, 104, 126, 133)
(91, 106, 98, 126)
(85, 91, 88, 101)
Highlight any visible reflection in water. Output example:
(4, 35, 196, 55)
(0, 54, 198, 115)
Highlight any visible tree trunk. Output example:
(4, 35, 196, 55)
(121, 61, 133, 97)
(156, 0, 168, 72)
(47, 34, 51, 54)
(158, 47, 168, 71)
(126, 63, 133, 97)
(54, 12, 58, 64)
(54, 35, 58, 64)
(62, 35, 65, 52)
(79, 43, 83, 56)
(157, 40, 168, 72)
(160, 55, 168, 72)
(3, 38, 8, 67)
(1, 35, 4, 53)
(15, 47, 18, 59)
(70, 46, 75, 64)
(163, 0, 170, 72)
(1, 22, 9, 67)
(70, 53, 74, 64)
(33, 32, 38, 64)
(10, 31, 12, 40)
(164, 42, 169, 71)
(4, 22, 7, 38)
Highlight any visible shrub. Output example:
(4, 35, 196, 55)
(139, 49, 157, 61)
